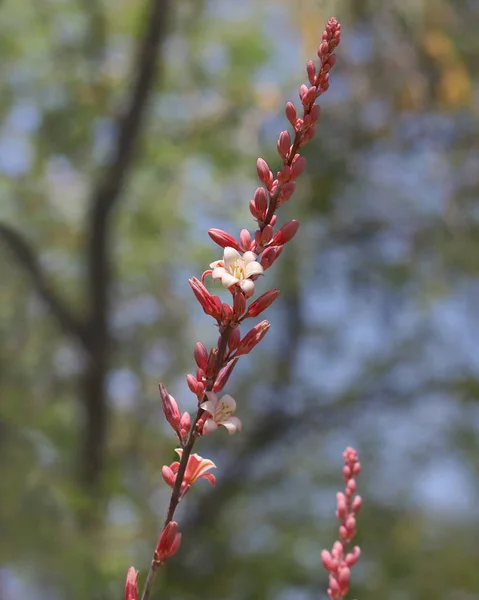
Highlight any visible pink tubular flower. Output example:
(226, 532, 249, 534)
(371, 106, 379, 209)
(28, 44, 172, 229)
(155, 521, 182, 564)
(162, 449, 216, 497)
(200, 391, 242, 435)
(322, 447, 361, 600)
(124, 567, 138, 600)
(210, 247, 264, 297)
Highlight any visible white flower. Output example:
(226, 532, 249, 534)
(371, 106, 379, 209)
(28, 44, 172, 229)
(200, 392, 242, 435)
(210, 247, 263, 297)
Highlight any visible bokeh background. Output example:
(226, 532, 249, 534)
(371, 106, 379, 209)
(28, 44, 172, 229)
(2, 0, 479, 598)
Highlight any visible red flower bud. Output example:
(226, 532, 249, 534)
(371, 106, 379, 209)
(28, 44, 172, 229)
(233, 292, 246, 317)
(277, 130, 291, 160)
(260, 225, 273, 245)
(253, 187, 268, 219)
(318, 40, 329, 57)
(155, 521, 182, 563)
(206, 348, 218, 378)
(285, 101, 297, 126)
(208, 228, 242, 252)
(194, 342, 208, 371)
(180, 411, 191, 438)
(345, 546, 361, 567)
(235, 320, 270, 356)
(228, 326, 241, 351)
(352, 495, 362, 513)
(321, 550, 334, 571)
(125, 568, 139, 600)
(186, 373, 199, 394)
(188, 278, 222, 320)
(213, 357, 239, 392)
(278, 181, 295, 204)
(310, 104, 321, 122)
(245, 289, 280, 318)
(158, 383, 181, 432)
(306, 60, 316, 85)
(299, 84, 309, 100)
(221, 303, 234, 322)
(256, 158, 273, 188)
(271, 220, 300, 246)
(301, 124, 316, 145)
(302, 86, 318, 107)
(240, 228, 251, 251)
(290, 155, 306, 179)
(278, 165, 291, 183)
(260, 245, 283, 270)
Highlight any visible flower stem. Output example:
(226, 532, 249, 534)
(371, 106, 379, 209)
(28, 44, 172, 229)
(140, 326, 233, 600)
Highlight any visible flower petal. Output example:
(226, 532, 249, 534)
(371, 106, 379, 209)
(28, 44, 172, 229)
(209, 259, 223, 269)
(221, 272, 239, 289)
(201, 472, 216, 487)
(219, 394, 237, 413)
(205, 391, 219, 405)
(243, 251, 258, 264)
(211, 266, 226, 280)
(223, 247, 241, 268)
(244, 261, 264, 278)
(239, 279, 255, 296)
(189, 454, 216, 475)
(200, 400, 217, 415)
(202, 418, 219, 435)
(220, 416, 242, 434)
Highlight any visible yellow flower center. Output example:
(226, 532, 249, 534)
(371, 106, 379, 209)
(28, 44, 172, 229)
(229, 259, 246, 280)
(217, 401, 234, 420)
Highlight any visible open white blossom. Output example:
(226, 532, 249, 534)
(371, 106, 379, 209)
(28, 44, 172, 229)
(200, 392, 242, 435)
(210, 247, 263, 297)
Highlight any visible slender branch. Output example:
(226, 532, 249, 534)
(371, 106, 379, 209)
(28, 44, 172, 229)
(0, 223, 89, 347)
(140, 326, 233, 600)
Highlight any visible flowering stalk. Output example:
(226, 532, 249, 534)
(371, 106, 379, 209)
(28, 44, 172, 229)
(321, 448, 362, 600)
(127, 17, 343, 600)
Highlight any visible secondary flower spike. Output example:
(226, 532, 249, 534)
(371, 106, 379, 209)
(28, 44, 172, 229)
(200, 392, 242, 435)
(210, 247, 264, 297)
(322, 447, 361, 600)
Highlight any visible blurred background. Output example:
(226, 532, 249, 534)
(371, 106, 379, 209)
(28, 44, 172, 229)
(1, 0, 479, 598)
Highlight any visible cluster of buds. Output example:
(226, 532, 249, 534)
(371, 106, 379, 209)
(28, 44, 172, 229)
(126, 17, 348, 600)
(321, 447, 362, 600)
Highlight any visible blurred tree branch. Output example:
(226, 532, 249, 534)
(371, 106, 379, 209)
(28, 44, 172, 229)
(1, 0, 171, 504)
(81, 0, 170, 496)
(86, 0, 170, 334)
(0, 223, 89, 346)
